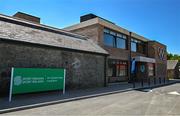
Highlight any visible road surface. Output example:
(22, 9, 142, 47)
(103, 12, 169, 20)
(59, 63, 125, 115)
(3, 83, 180, 115)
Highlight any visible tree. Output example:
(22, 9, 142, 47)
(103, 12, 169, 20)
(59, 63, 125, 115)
(167, 53, 173, 60)
(167, 53, 180, 62)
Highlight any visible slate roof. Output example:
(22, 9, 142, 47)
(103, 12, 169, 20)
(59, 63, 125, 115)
(0, 14, 108, 55)
(167, 60, 178, 70)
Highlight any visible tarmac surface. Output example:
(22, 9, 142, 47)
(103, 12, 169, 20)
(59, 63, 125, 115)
(3, 83, 180, 116)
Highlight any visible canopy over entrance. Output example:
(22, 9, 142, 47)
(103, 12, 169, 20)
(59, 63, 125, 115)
(135, 56, 156, 63)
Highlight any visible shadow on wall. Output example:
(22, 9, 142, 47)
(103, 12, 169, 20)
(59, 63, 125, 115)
(0, 69, 11, 96)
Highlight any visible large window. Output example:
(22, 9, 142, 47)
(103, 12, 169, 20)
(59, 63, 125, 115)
(131, 38, 146, 54)
(108, 59, 128, 77)
(116, 34, 127, 49)
(104, 28, 127, 49)
(104, 33, 115, 47)
(131, 41, 137, 52)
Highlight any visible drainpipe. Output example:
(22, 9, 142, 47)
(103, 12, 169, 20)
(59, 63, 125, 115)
(104, 55, 107, 87)
(129, 32, 135, 88)
(129, 32, 132, 83)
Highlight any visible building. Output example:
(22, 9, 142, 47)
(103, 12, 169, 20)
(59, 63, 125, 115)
(64, 14, 167, 84)
(0, 12, 167, 95)
(167, 60, 180, 79)
(0, 12, 108, 94)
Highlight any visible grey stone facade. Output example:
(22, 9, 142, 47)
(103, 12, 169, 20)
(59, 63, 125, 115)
(167, 60, 180, 79)
(0, 41, 105, 94)
(0, 14, 108, 95)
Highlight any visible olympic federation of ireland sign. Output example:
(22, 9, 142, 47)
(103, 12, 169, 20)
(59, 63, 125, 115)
(9, 68, 66, 102)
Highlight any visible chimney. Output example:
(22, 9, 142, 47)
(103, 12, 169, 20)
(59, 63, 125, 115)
(80, 14, 97, 22)
(80, 13, 115, 25)
(13, 12, 40, 24)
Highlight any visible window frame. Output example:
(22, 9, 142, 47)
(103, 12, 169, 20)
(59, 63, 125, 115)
(116, 36, 127, 49)
(103, 32, 115, 47)
(131, 41, 137, 52)
(108, 59, 128, 77)
(104, 28, 127, 50)
(148, 63, 155, 76)
(131, 38, 146, 54)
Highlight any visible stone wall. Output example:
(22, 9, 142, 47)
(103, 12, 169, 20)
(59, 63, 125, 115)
(167, 70, 175, 79)
(168, 63, 180, 79)
(0, 40, 105, 95)
(175, 63, 180, 79)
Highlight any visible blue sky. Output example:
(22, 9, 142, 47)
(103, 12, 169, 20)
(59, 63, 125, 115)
(0, 0, 179, 54)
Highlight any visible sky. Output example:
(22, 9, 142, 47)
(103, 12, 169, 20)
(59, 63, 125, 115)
(0, 0, 179, 54)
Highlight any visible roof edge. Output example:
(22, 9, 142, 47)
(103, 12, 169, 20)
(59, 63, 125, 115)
(0, 13, 88, 40)
(64, 17, 150, 42)
(0, 37, 109, 55)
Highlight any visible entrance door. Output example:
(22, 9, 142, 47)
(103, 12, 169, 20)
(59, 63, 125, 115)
(136, 62, 147, 82)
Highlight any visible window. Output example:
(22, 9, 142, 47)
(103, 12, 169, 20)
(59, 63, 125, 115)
(131, 38, 146, 54)
(108, 59, 128, 77)
(118, 62, 127, 76)
(104, 33, 115, 47)
(131, 42, 137, 52)
(107, 60, 116, 77)
(104, 28, 127, 49)
(137, 41, 145, 54)
(148, 63, 155, 76)
(116, 37, 126, 49)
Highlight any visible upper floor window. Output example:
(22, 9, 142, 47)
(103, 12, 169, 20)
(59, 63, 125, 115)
(104, 33, 115, 47)
(116, 34, 127, 49)
(131, 38, 146, 54)
(104, 28, 127, 49)
(117, 37, 126, 49)
(131, 40, 137, 52)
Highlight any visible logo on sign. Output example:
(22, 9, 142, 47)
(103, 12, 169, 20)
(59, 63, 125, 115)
(14, 76, 22, 86)
(140, 65, 145, 73)
(158, 47, 165, 60)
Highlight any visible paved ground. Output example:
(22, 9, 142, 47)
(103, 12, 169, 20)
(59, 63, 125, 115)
(1, 80, 169, 111)
(3, 83, 180, 116)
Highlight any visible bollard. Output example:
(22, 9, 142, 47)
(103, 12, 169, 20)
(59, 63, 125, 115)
(141, 77, 144, 87)
(148, 77, 150, 86)
(154, 77, 156, 85)
(133, 75, 135, 88)
(167, 77, 169, 83)
(159, 77, 161, 84)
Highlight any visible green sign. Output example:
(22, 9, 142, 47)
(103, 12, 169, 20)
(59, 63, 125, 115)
(9, 68, 66, 102)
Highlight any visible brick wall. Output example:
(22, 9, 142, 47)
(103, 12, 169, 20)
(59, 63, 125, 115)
(68, 24, 101, 45)
(66, 23, 168, 82)
(148, 41, 167, 79)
